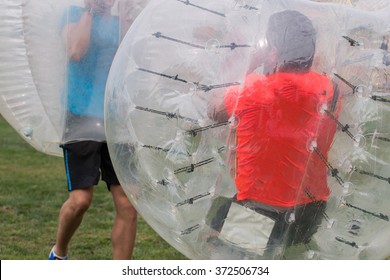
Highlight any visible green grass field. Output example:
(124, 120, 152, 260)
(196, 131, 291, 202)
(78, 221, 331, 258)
(1, 115, 389, 261)
(0, 115, 186, 260)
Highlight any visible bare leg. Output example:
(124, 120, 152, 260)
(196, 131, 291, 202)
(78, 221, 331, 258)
(110, 185, 137, 260)
(53, 187, 94, 257)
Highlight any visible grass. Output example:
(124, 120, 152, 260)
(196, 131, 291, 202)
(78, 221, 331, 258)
(0, 115, 186, 260)
(1, 115, 389, 261)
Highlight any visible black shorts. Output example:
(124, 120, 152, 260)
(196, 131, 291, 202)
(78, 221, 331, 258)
(61, 141, 120, 191)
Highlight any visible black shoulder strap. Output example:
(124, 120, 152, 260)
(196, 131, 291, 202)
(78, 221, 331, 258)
(329, 79, 340, 113)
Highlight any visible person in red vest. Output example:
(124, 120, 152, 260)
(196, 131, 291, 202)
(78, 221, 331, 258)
(207, 10, 341, 257)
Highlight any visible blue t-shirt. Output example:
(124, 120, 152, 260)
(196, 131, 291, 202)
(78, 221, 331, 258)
(62, 6, 119, 119)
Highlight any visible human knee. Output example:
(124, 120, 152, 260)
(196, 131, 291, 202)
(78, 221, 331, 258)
(111, 185, 137, 219)
(68, 189, 93, 213)
(121, 200, 137, 222)
(74, 198, 91, 213)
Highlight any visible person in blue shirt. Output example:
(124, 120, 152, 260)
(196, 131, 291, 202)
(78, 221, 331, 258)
(49, 0, 137, 260)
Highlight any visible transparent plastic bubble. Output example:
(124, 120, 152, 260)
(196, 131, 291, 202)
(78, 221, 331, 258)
(105, 0, 390, 260)
(0, 0, 150, 156)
